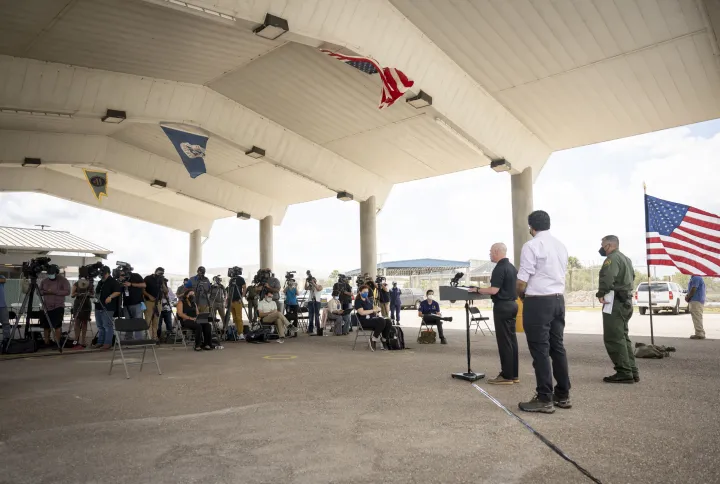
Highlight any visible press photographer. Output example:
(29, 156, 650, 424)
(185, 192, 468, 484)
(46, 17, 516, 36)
(143, 267, 167, 343)
(304, 270, 323, 335)
(114, 262, 145, 340)
(70, 262, 101, 349)
(377, 276, 390, 318)
(93, 266, 121, 350)
(38, 264, 70, 349)
(254, 268, 282, 313)
(227, 266, 247, 333)
(189, 266, 211, 312)
(209, 275, 227, 330)
(283, 271, 299, 331)
(332, 274, 353, 335)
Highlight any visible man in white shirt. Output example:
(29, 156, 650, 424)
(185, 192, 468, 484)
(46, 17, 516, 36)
(515, 210, 571, 414)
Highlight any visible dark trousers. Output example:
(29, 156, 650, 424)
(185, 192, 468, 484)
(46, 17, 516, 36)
(285, 304, 299, 326)
(157, 311, 173, 338)
(308, 301, 321, 332)
(523, 295, 571, 401)
(181, 319, 212, 347)
(360, 316, 389, 339)
(422, 315, 445, 339)
(493, 300, 519, 380)
(390, 303, 401, 321)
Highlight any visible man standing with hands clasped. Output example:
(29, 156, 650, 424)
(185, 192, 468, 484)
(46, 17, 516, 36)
(596, 235, 640, 384)
(471, 243, 518, 385)
(516, 210, 571, 414)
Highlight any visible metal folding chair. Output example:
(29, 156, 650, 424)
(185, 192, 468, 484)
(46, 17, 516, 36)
(352, 310, 380, 350)
(417, 316, 438, 343)
(469, 307, 493, 336)
(109, 318, 162, 379)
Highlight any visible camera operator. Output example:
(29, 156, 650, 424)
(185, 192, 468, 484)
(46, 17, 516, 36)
(283, 277, 299, 331)
(333, 275, 353, 335)
(118, 266, 146, 340)
(354, 284, 389, 351)
(93, 266, 121, 350)
(176, 289, 214, 351)
(265, 269, 282, 313)
(70, 271, 95, 349)
(208, 275, 227, 330)
(143, 267, 167, 343)
(305, 271, 323, 335)
(245, 282, 259, 323)
(38, 264, 70, 348)
(258, 292, 295, 343)
(158, 279, 176, 341)
(228, 271, 247, 334)
(378, 279, 390, 318)
(177, 278, 189, 298)
(418, 290, 448, 345)
(390, 282, 402, 322)
(189, 266, 211, 313)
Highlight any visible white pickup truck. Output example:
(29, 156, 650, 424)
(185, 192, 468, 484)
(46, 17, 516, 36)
(634, 281, 689, 315)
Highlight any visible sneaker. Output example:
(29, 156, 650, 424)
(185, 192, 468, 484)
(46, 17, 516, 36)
(487, 374, 514, 385)
(277, 339, 285, 344)
(518, 395, 555, 414)
(239, 334, 245, 340)
(71, 344, 84, 350)
(552, 394, 572, 409)
(690, 334, 706, 340)
(440, 337, 447, 345)
(603, 373, 634, 384)
(369, 336, 378, 352)
(633, 374, 640, 383)
(512, 378, 520, 384)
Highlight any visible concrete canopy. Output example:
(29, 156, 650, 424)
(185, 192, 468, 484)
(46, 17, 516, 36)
(1, 0, 719, 239)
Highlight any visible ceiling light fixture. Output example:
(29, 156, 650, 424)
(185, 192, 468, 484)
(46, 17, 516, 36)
(101, 109, 127, 124)
(336, 191, 353, 202)
(161, 0, 236, 20)
(0, 108, 72, 118)
(236, 212, 251, 220)
(22, 157, 41, 167)
(253, 13, 289, 40)
(490, 159, 512, 172)
(406, 90, 432, 108)
(150, 179, 167, 188)
(434, 118, 487, 157)
(245, 146, 265, 159)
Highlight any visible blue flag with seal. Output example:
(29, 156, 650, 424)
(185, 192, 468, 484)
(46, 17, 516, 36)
(161, 125, 208, 179)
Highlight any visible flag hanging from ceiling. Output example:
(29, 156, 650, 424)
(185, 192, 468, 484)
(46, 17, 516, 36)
(161, 125, 208, 179)
(83, 169, 108, 201)
(320, 49, 414, 109)
(645, 195, 720, 276)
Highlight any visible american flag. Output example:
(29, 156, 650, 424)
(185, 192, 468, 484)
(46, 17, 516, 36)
(320, 49, 414, 109)
(646, 195, 720, 276)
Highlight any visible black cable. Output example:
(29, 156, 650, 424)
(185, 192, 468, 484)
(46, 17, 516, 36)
(471, 384, 602, 484)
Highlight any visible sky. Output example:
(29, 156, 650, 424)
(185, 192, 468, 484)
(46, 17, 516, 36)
(1, 118, 719, 278)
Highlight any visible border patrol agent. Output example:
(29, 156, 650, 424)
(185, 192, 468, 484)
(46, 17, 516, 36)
(596, 235, 639, 384)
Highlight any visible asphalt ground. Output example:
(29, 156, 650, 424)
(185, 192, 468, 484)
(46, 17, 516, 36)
(1, 319, 718, 484)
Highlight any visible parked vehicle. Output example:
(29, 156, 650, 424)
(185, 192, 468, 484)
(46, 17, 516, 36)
(634, 281, 689, 315)
(398, 288, 425, 310)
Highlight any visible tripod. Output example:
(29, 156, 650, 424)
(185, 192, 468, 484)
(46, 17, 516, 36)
(61, 281, 97, 351)
(223, 278, 252, 339)
(4, 276, 62, 353)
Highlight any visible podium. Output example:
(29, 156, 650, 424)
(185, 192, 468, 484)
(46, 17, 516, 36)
(439, 286, 490, 382)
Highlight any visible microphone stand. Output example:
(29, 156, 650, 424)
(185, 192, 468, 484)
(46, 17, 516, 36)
(451, 298, 485, 382)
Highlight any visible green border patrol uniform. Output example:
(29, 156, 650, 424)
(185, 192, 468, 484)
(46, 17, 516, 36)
(596, 250, 638, 380)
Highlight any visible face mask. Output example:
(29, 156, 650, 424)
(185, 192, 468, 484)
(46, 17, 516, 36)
(188, 295, 195, 303)
(266, 297, 273, 302)
(598, 247, 607, 257)
(427, 295, 433, 301)
(361, 291, 368, 298)
(333, 296, 339, 300)
(48, 274, 56, 280)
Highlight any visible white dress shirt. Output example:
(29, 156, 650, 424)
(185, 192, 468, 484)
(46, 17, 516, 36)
(517, 231, 568, 296)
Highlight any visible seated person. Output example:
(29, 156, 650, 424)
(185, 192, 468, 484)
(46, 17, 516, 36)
(258, 293, 295, 343)
(418, 290, 450, 345)
(354, 285, 389, 351)
(176, 289, 214, 351)
(321, 291, 346, 335)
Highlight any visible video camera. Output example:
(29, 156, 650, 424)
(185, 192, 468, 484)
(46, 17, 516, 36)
(21, 256, 52, 278)
(253, 268, 271, 286)
(80, 261, 104, 280)
(285, 271, 296, 282)
(112, 261, 133, 281)
(227, 266, 243, 278)
(375, 275, 386, 285)
(212, 275, 223, 285)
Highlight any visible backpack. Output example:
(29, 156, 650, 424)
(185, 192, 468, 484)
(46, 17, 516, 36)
(225, 325, 239, 341)
(387, 324, 405, 350)
(246, 327, 270, 343)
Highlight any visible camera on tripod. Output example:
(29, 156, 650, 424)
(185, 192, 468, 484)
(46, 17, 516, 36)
(285, 271, 296, 283)
(375, 275, 386, 285)
(253, 268, 271, 285)
(80, 261, 104, 280)
(112, 261, 133, 281)
(21, 256, 52, 278)
(227, 266, 243, 278)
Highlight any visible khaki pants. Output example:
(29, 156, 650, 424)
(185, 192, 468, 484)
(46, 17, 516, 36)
(231, 301, 244, 328)
(262, 312, 289, 338)
(380, 302, 390, 318)
(144, 300, 159, 340)
(689, 301, 705, 337)
(211, 304, 226, 329)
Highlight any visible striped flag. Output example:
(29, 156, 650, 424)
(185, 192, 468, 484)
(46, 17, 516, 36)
(645, 195, 720, 276)
(320, 49, 414, 109)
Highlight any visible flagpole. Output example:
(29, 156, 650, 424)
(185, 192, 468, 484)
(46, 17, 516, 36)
(644, 183, 655, 346)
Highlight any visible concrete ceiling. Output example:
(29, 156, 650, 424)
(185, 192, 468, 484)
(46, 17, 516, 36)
(1, 0, 719, 237)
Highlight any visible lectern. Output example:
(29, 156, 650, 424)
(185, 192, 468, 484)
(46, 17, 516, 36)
(439, 286, 490, 382)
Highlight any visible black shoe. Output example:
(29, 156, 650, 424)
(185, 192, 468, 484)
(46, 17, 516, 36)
(603, 373, 634, 384)
(552, 394, 572, 409)
(518, 395, 555, 414)
(633, 374, 640, 383)
(440, 337, 447, 345)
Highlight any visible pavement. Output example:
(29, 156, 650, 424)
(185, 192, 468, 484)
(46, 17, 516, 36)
(1, 313, 719, 484)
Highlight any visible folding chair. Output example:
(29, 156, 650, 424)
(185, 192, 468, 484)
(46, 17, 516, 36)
(109, 318, 162, 379)
(296, 304, 309, 333)
(417, 316, 439, 343)
(469, 307, 493, 336)
(352, 310, 378, 350)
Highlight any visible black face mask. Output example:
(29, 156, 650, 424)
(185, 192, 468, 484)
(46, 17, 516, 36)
(188, 295, 195, 303)
(598, 247, 607, 257)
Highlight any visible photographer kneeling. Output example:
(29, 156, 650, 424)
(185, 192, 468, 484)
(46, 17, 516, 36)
(418, 290, 451, 344)
(258, 293, 296, 343)
(176, 289, 214, 351)
(354, 285, 389, 351)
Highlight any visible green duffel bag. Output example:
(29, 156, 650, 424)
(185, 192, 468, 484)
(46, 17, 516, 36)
(417, 329, 436, 344)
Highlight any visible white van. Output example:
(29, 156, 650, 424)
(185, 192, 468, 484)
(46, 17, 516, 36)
(634, 281, 689, 315)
